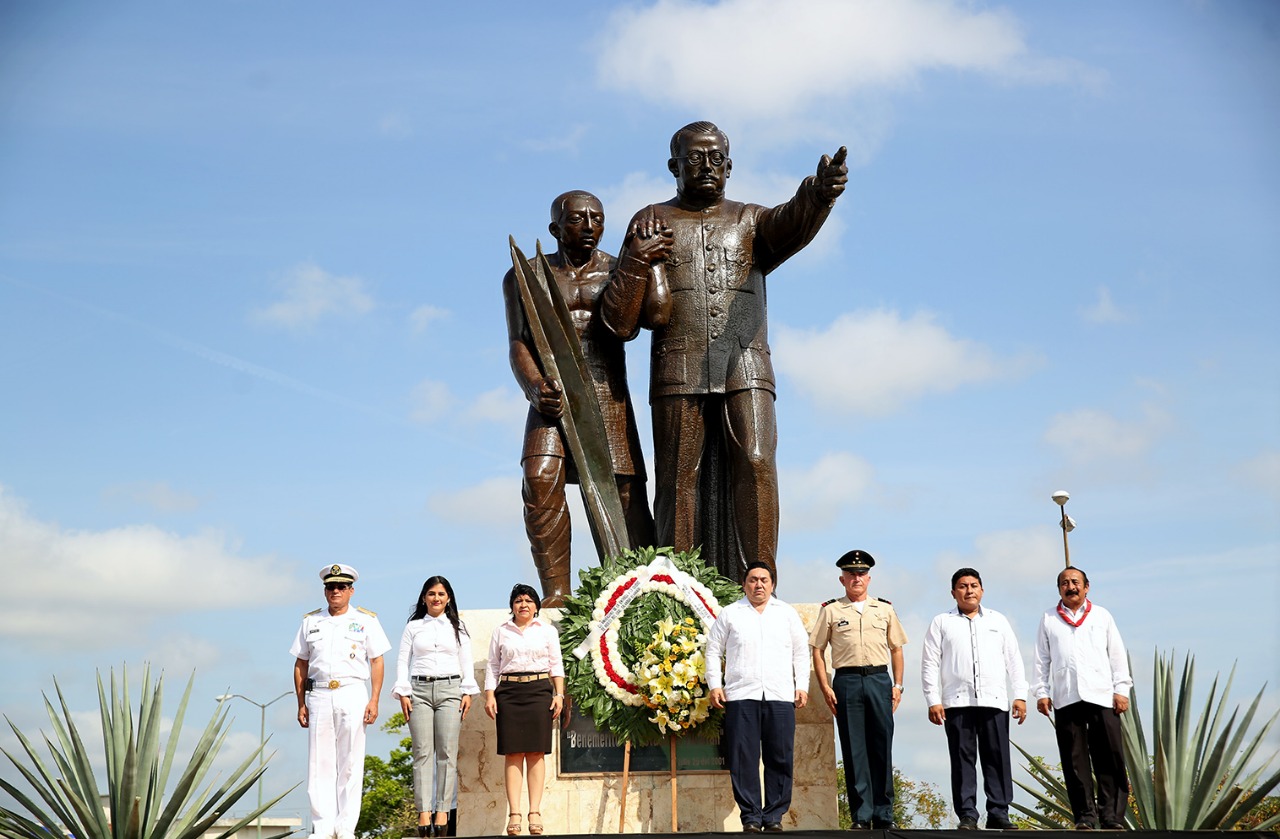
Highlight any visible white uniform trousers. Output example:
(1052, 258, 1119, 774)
(306, 681, 369, 839)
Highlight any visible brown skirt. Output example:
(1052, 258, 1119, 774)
(495, 676, 554, 755)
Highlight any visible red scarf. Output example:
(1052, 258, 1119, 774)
(1057, 599, 1091, 627)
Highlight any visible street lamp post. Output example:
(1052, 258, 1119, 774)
(1051, 489, 1075, 568)
(216, 691, 292, 839)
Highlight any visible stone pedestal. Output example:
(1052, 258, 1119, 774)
(452, 604, 838, 835)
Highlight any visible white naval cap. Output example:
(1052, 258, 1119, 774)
(320, 563, 358, 584)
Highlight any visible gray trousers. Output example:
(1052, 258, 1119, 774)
(407, 677, 463, 812)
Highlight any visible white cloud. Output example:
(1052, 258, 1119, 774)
(467, 387, 528, 425)
(521, 124, 589, 154)
(597, 171, 675, 230)
(774, 309, 1038, 417)
(1234, 449, 1280, 501)
(0, 486, 295, 650)
(102, 481, 202, 513)
(250, 262, 374, 330)
(1081, 285, 1126, 324)
(1043, 403, 1171, 466)
(934, 526, 1062, 591)
(378, 112, 413, 139)
(409, 379, 457, 423)
(409, 304, 449, 334)
(781, 451, 878, 531)
(595, 0, 1100, 129)
(427, 476, 519, 526)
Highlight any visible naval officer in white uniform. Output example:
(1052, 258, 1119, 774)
(292, 563, 392, 839)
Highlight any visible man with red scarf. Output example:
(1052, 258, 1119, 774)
(1032, 566, 1132, 830)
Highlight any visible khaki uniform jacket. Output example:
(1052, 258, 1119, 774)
(809, 596, 908, 669)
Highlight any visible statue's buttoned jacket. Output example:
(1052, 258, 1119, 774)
(610, 178, 834, 400)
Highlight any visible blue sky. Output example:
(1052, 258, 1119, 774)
(2, 0, 1277, 825)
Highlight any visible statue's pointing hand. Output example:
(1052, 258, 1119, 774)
(534, 376, 564, 419)
(815, 145, 849, 202)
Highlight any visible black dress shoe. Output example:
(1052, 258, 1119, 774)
(1100, 823, 1125, 831)
(1075, 822, 1097, 831)
(763, 823, 783, 833)
(871, 820, 895, 829)
(850, 821, 871, 830)
(416, 826, 430, 838)
(957, 817, 979, 830)
(987, 818, 1018, 830)
(743, 824, 763, 833)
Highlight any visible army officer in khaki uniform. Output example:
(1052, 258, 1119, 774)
(810, 550, 908, 829)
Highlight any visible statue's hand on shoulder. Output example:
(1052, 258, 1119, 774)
(815, 146, 849, 202)
(623, 215, 674, 265)
(533, 376, 564, 419)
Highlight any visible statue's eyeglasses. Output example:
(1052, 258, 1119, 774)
(676, 151, 727, 168)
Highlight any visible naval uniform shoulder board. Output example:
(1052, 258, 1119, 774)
(821, 597, 839, 607)
(304, 607, 323, 617)
(876, 597, 893, 605)
(356, 606, 377, 617)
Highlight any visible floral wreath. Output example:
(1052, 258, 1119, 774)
(559, 547, 741, 745)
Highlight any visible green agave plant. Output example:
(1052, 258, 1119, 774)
(1124, 651, 1280, 830)
(1013, 650, 1280, 831)
(1, 664, 297, 839)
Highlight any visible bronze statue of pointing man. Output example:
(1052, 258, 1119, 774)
(603, 121, 848, 582)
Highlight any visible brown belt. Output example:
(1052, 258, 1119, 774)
(500, 673, 549, 683)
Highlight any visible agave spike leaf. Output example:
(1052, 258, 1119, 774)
(1201, 781, 1255, 830)
(1252, 807, 1280, 831)
(1211, 746, 1280, 828)
(1010, 743, 1074, 826)
(1119, 663, 1155, 827)
(1187, 705, 1246, 824)
(1183, 668, 1232, 825)
(124, 793, 146, 839)
(2, 722, 90, 834)
(134, 667, 164, 829)
(0, 664, 292, 839)
(1217, 685, 1277, 784)
(54, 777, 108, 839)
(118, 705, 142, 839)
(1011, 780, 1073, 821)
(150, 697, 233, 835)
(46, 682, 105, 816)
(0, 803, 57, 839)
(0, 754, 80, 836)
(1171, 654, 1194, 779)
(1010, 799, 1069, 830)
(174, 766, 281, 839)
(1036, 650, 1280, 830)
(182, 730, 271, 828)
(156, 671, 197, 824)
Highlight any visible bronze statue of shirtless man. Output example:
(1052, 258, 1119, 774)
(502, 191, 656, 606)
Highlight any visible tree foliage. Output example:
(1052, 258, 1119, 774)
(834, 764, 947, 828)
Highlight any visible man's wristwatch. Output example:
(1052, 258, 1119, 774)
(892, 683, 904, 691)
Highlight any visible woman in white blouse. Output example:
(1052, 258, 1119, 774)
(484, 583, 565, 836)
(392, 576, 478, 838)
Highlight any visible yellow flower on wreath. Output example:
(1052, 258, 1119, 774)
(637, 616, 713, 733)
